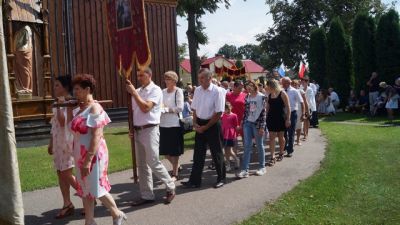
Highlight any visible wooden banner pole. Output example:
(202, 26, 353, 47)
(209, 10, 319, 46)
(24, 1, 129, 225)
(126, 72, 138, 183)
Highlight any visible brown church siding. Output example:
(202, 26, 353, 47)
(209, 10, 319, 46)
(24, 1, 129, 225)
(43, 0, 178, 108)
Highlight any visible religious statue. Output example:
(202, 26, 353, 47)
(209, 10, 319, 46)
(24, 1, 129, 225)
(14, 25, 33, 94)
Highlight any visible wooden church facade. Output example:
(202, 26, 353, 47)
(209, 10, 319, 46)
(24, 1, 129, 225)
(4, 0, 179, 124)
(44, 0, 179, 109)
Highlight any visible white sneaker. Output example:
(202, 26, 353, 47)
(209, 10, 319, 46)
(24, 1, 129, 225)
(255, 168, 266, 176)
(113, 212, 127, 225)
(236, 170, 249, 178)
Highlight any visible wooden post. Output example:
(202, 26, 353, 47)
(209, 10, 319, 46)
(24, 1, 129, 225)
(125, 72, 138, 183)
(3, 2, 16, 100)
(42, 9, 52, 99)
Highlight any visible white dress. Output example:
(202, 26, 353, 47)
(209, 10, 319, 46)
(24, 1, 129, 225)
(70, 104, 112, 199)
(50, 107, 74, 171)
(296, 89, 304, 130)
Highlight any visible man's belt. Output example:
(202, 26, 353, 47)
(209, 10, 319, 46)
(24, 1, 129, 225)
(133, 124, 158, 131)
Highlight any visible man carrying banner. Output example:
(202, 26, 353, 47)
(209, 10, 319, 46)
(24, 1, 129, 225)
(126, 68, 176, 205)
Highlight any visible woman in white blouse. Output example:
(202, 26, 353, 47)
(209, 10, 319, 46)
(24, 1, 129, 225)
(159, 71, 184, 181)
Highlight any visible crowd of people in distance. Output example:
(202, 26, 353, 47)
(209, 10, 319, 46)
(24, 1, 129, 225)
(344, 72, 400, 123)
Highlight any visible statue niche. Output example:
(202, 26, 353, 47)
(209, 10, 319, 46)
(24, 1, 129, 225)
(13, 25, 33, 97)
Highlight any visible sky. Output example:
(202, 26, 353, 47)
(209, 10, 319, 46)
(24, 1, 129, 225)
(177, 0, 272, 57)
(177, 0, 400, 58)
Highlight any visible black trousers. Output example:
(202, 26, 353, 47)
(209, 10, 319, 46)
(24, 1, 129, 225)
(310, 111, 319, 127)
(189, 119, 226, 185)
(284, 111, 297, 154)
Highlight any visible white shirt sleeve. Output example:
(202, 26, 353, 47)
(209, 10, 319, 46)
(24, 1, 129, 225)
(297, 90, 304, 103)
(191, 87, 199, 111)
(174, 88, 184, 113)
(214, 87, 225, 114)
(148, 86, 162, 106)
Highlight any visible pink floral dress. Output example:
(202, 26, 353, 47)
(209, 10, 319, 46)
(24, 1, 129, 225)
(70, 104, 111, 199)
(50, 107, 74, 171)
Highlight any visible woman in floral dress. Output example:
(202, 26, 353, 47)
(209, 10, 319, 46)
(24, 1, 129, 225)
(68, 74, 126, 225)
(48, 75, 78, 219)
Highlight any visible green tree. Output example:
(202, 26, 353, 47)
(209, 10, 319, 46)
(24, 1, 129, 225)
(235, 59, 243, 68)
(308, 27, 327, 87)
(258, 0, 325, 69)
(376, 9, 400, 83)
(178, 43, 188, 62)
(259, 0, 387, 69)
(324, 0, 385, 33)
(217, 44, 239, 59)
(326, 17, 354, 107)
(177, 0, 232, 85)
(352, 13, 376, 92)
(237, 44, 269, 69)
(237, 44, 261, 59)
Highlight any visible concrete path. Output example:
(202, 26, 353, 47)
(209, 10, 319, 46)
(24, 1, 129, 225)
(23, 128, 326, 225)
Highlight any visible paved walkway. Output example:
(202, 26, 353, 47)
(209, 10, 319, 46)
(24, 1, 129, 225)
(23, 128, 326, 225)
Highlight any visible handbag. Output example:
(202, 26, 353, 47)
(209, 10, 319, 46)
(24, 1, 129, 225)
(175, 89, 192, 132)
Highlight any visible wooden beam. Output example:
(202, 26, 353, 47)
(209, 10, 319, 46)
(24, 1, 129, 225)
(145, 0, 177, 6)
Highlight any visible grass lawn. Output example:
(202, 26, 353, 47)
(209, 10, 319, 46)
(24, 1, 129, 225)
(240, 115, 400, 224)
(18, 127, 195, 192)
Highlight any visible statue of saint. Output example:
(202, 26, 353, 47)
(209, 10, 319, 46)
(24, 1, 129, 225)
(14, 25, 33, 94)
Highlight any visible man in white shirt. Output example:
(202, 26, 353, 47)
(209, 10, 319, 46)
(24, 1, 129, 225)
(282, 77, 305, 157)
(301, 76, 318, 128)
(182, 68, 226, 189)
(302, 76, 318, 128)
(126, 68, 175, 205)
(309, 81, 318, 96)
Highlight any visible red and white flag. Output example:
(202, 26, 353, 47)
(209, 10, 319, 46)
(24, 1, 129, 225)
(298, 61, 306, 78)
(106, 0, 152, 78)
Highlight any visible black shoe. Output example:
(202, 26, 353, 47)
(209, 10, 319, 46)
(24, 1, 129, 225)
(213, 181, 225, 189)
(208, 163, 216, 170)
(181, 181, 201, 188)
(285, 153, 293, 158)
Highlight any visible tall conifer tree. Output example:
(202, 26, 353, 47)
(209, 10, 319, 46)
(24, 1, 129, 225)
(326, 17, 354, 107)
(376, 9, 400, 84)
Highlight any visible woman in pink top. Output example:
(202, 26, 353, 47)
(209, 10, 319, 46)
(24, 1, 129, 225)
(221, 102, 240, 171)
(226, 81, 246, 127)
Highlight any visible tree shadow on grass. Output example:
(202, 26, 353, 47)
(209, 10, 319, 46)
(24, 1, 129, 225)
(107, 131, 129, 136)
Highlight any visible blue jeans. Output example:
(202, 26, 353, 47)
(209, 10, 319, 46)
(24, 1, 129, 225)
(285, 111, 298, 154)
(242, 121, 265, 171)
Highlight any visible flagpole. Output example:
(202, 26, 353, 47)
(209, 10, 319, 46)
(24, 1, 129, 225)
(125, 70, 138, 184)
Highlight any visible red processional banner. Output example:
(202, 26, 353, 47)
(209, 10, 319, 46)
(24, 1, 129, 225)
(215, 65, 246, 77)
(106, 0, 151, 77)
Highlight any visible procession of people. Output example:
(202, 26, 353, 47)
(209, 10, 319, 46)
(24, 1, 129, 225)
(47, 67, 399, 225)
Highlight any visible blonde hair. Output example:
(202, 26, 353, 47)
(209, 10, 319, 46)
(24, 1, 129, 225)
(164, 71, 178, 82)
(291, 79, 300, 87)
(266, 79, 282, 92)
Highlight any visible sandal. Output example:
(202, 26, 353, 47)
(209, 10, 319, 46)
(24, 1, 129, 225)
(171, 174, 180, 182)
(266, 158, 276, 167)
(55, 203, 74, 219)
(277, 153, 284, 161)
